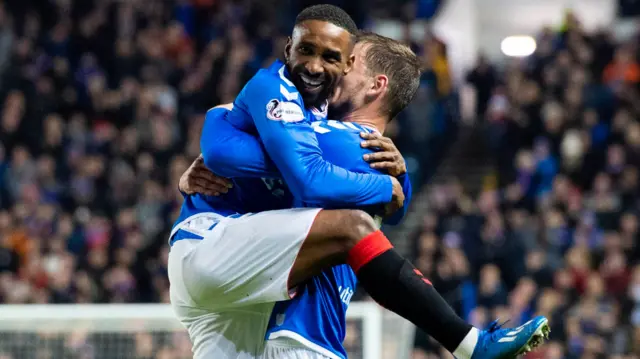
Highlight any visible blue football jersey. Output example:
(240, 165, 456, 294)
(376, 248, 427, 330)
(194, 108, 413, 358)
(171, 60, 393, 236)
(266, 264, 357, 359)
(203, 60, 392, 209)
(171, 59, 412, 359)
(265, 120, 408, 359)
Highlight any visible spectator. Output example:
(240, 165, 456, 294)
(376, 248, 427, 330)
(603, 46, 640, 92)
(413, 11, 640, 358)
(466, 54, 497, 119)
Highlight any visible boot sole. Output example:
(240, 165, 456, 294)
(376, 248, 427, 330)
(514, 318, 550, 356)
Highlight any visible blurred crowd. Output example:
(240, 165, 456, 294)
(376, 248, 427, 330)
(14, 0, 640, 359)
(0, 1, 453, 357)
(412, 12, 640, 359)
(0, 0, 452, 308)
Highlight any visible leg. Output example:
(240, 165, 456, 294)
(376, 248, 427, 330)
(172, 207, 470, 349)
(175, 210, 325, 307)
(168, 232, 276, 359)
(288, 209, 549, 359)
(288, 209, 475, 355)
(286, 209, 371, 287)
(168, 210, 325, 359)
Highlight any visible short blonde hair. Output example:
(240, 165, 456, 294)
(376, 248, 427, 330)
(356, 31, 421, 119)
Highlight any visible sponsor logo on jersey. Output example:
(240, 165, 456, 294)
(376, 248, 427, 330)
(266, 99, 305, 123)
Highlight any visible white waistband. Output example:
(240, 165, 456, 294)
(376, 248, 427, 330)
(170, 212, 231, 239)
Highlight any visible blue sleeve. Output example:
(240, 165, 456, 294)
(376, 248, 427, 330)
(384, 171, 412, 225)
(242, 77, 392, 207)
(201, 107, 280, 178)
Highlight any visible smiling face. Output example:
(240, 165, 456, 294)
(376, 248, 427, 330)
(285, 20, 354, 108)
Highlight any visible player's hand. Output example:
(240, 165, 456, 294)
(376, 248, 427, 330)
(384, 176, 405, 217)
(360, 132, 406, 177)
(179, 155, 233, 196)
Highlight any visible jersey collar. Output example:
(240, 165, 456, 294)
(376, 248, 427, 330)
(269, 59, 287, 72)
(270, 60, 328, 116)
(362, 125, 380, 134)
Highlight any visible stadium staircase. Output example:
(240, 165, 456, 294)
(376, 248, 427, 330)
(430, 122, 494, 195)
(388, 123, 494, 257)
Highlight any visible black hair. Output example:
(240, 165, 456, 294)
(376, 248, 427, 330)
(295, 4, 358, 35)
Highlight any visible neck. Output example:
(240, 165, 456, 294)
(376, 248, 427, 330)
(342, 106, 387, 133)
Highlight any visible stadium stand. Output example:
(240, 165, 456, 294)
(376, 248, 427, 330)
(0, 1, 452, 357)
(412, 11, 640, 359)
(0, 0, 638, 359)
(0, 0, 454, 305)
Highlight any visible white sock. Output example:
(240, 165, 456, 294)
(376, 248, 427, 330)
(452, 327, 480, 359)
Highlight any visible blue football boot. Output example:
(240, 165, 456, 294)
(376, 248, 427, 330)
(469, 316, 550, 359)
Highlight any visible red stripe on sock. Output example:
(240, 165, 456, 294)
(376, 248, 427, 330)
(414, 268, 433, 285)
(347, 230, 393, 273)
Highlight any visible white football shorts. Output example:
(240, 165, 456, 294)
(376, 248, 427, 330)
(168, 208, 322, 359)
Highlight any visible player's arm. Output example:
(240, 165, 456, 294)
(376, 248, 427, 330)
(243, 79, 395, 207)
(179, 155, 233, 196)
(360, 132, 412, 225)
(200, 106, 280, 179)
(385, 171, 411, 225)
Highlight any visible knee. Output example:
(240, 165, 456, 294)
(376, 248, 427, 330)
(339, 209, 378, 248)
(312, 209, 379, 261)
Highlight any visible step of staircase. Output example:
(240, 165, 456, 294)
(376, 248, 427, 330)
(430, 124, 494, 196)
(388, 123, 495, 257)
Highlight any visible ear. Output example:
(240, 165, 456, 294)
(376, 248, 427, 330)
(343, 53, 355, 75)
(367, 74, 389, 97)
(284, 37, 292, 62)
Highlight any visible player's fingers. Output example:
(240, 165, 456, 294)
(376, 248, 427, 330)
(188, 176, 221, 194)
(190, 162, 233, 188)
(362, 139, 396, 151)
(214, 177, 234, 189)
(192, 161, 211, 172)
(180, 187, 195, 195)
(197, 172, 233, 189)
(193, 185, 220, 196)
(376, 136, 397, 151)
(361, 132, 395, 145)
(193, 176, 229, 193)
(360, 139, 386, 149)
(369, 161, 397, 170)
(379, 136, 396, 146)
(190, 158, 207, 171)
(360, 132, 382, 140)
(195, 186, 221, 196)
(189, 167, 212, 181)
(363, 151, 396, 162)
